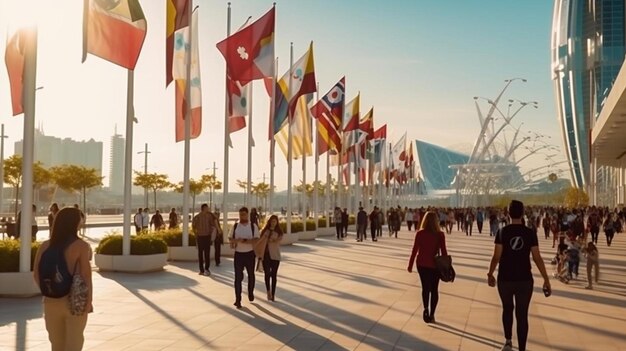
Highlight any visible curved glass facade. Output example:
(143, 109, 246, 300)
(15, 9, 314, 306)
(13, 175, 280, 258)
(551, 0, 626, 188)
(415, 140, 470, 190)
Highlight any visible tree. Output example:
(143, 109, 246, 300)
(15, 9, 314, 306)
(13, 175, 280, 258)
(175, 178, 207, 217)
(133, 172, 172, 210)
(201, 174, 222, 210)
(52, 165, 103, 213)
(236, 179, 253, 206)
(4, 155, 22, 217)
(33, 163, 52, 205)
(251, 182, 271, 210)
(564, 187, 589, 208)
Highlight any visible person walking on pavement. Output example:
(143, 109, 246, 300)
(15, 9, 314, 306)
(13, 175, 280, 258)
(334, 207, 343, 240)
(168, 208, 179, 229)
(341, 208, 349, 238)
(192, 204, 216, 276)
(150, 210, 164, 231)
(141, 208, 150, 232)
(487, 200, 552, 351)
(256, 215, 283, 301)
(369, 207, 380, 242)
(229, 207, 259, 309)
(357, 207, 368, 242)
(133, 208, 143, 234)
(465, 209, 475, 236)
(476, 208, 484, 234)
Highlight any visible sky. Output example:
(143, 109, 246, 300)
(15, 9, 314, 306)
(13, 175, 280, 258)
(0, 0, 567, 192)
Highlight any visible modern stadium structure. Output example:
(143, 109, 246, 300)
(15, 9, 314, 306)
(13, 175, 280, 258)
(551, 0, 626, 204)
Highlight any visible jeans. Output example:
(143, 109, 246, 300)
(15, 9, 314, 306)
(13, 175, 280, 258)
(477, 221, 483, 234)
(234, 251, 256, 303)
(357, 224, 367, 240)
(44, 298, 88, 351)
(262, 256, 280, 297)
(197, 235, 211, 272)
(465, 222, 473, 236)
(417, 267, 440, 317)
(586, 259, 599, 287)
(497, 280, 533, 351)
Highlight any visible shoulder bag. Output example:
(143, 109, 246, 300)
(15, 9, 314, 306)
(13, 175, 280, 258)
(433, 231, 455, 283)
(68, 258, 89, 315)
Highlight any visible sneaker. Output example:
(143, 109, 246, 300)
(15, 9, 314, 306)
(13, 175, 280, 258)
(199, 271, 204, 275)
(233, 302, 242, 309)
(248, 293, 255, 302)
(501, 341, 513, 351)
(422, 309, 429, 323)
(203, 270, 211, 276)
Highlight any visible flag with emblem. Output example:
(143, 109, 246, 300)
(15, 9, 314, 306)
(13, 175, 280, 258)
(311, 77, 344, 155)
(4, 29, 25, 116)
(82, 0, 147, 70)
(342, 94, 360, 154)
(391, 132, 407, 182)
(173, 10, 201, 142)
(166, 0, 189, 86)
(227, 77, 249, 138)
(275, 95, 313, 159)
(216, 6, 274, 83)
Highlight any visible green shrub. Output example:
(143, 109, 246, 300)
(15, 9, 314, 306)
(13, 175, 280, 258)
(0, 239, 41, 272)
(277, 221, 304, 233)
(154, 228, 196, 247)
(348, 215, 356, 225)
(317, 217, 327, 227)
(305, 220, 317, 231)
(95, 234, 167, 255)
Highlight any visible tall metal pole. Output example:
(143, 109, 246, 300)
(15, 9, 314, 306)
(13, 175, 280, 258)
(19, 28, 37, 272)
(138, 142, 150, 209)
(314, 85, 319, 227)
(209, 161, 218, 210)
(286, 42, 294, 235)
(182, 2, 195, 247)
(122, 70, 135, 255)
(221, 2, 231, 231)
(269, 58, 277, 216)
(0, 125, 7, 215)
(246, 82, 254, 207)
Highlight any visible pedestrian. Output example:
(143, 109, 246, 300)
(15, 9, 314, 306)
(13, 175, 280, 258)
(229, 207, 259, 309)
(192, 204, 216, 276)
(168, 208, 179, 229)
(407, 211, 447, 324)
(150, 210, 164, 231)
(377, 208, 385, 238)
(465, 210, 474, 236)
(48, 203, 59, 229)
(356, 207, 367, 242)
(487, 200, 552, 351)
(133, 208, 143, 234)
(141, 208, 150, 232)
(250, 208, 259, 227)
(603, 215, 615, 247)
(16, 204, 38, 242)
(490, 210, 499, 237)
(334, 207, 342, 239)
(369, 207, 380, 242)
(389, 208, 400, 238)
(542, 214, 551, 240)
(406, 209, 414, 231)
(33, 207, 93, 351)
(587, 210, 600, 244)
(213, 211, 223, 267)
(476, 208, 484, 234)
(583, 242, 600, 289)
(256, 214, 282, 301)
(341, 208, 349, 238)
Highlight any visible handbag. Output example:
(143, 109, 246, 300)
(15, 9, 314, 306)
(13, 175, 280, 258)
(68, 259, 89, 316)
(433, 232, 455, 283)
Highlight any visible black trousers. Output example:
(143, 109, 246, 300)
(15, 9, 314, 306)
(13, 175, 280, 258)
(417, 267, 440, 316)
(370, 225, 377, 240)
(497, 280, 533, 351)
(214, 240, 221, 265)
(262, 256, 280, 297)
(407, 221, 413, 231)
(234, 251, 256, 303)
(465, 222, 473, 236)
(605, 230, 615, 246)
(197, 236, 211, 272)
(590, 226, 599, 244)
(477, 221, 483, 234)
(336, 223, 343, 238)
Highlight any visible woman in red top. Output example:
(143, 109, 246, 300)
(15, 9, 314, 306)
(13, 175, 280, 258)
(407, 211, 448, 323)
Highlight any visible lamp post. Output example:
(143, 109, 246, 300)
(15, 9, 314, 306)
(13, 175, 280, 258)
(137, 143, 150, 209)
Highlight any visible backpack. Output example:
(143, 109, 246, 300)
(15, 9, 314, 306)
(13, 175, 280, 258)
(38, 239, 76, 298)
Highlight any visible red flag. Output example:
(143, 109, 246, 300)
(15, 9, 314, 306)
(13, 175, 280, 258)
(175, 81, 201, 142)
(216, 7, 275, 82)
(311, 77, 344, 155)
(4, 29, 25, 116)
(373, 125, 387, 140)
(166, 0, 190, 86)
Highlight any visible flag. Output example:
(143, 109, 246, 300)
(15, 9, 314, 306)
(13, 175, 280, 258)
(227, 76, 249, 136)
(216, 7, 275, 82)
(83, 0, 147, 70)
(373, 124, 387, 140)
(342, 94, 360, 154)
(174, 10, 201, 142)
(272, 42, 317, 135)
(391, 133, 407, 181)
(357, 107, 374, 143)
(4, 29, 25, 116)
(311, 77, 345, 155)
(166, 0, 190, 86)
(276, 95, 313, 159)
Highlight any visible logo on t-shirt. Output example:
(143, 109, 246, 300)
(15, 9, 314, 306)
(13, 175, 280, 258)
(510, 236, 524, 251)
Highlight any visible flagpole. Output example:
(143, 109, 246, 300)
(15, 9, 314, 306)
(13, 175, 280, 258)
(269, 58, 277, 215)
(222, 2, 232, 231)
(314, 84, 319, 230)
(286, 42, 294, 235)
(182, 2, 195, 247)
(18, 27, 37, 272)
(302, 116, 307, 218)
(326, 150, 330, 228)
(246, 82, 253, 207)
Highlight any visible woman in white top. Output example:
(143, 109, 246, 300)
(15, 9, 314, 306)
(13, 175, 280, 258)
(255, 215, 283, 301)
(229, 207, 259, 309)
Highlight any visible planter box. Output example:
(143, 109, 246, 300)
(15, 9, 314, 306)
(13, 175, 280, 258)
(0, 272, 40, 297)
(280, 233, 299, 246)
(94, 253, 167, 273)
(317, 227, 335, 237)
(299, 231, 317, 241)
(168, 245, 234, 261)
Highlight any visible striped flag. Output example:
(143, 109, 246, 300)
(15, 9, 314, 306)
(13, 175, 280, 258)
(82, 0, 147, 70)
(276, 95, 313, 159)
(311, 77, 345, 155)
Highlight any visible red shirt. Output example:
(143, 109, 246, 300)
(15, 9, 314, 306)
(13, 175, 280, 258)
(408, 229, 448, 269)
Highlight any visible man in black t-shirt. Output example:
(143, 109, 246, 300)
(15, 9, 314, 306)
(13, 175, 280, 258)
(487, 200, 552, 351)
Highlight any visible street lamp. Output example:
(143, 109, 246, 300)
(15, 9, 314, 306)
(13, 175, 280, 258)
(137, 143, 150, 209)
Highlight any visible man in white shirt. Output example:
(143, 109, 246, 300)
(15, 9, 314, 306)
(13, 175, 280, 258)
(134, 208, 143, 234)
(229, 207, 259, 309)
(142, 208, 150, 232)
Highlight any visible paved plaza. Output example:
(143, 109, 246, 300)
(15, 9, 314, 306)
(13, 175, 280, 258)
(1, 227, 625, 351)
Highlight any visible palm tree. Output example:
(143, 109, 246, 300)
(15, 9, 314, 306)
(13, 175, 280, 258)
(251, 182, 271, 210)
(174, 178, 208, 217)
(236, 179, 253, 205)
(201, 174, 222, 210)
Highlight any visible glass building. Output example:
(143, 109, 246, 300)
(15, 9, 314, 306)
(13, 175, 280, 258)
(415, 140, 470, 190)
(551, 0, 626, 188)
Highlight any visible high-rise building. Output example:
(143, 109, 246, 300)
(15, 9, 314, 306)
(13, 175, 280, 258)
(109, 130, 125, 194)
(15, 128, 103, 176)
(551, 0, 626, 188)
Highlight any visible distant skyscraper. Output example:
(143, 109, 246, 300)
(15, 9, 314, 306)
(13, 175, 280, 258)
(551, 0, 626, 188)
(15, 128, 103, 176)
(109, 129, 125, 194)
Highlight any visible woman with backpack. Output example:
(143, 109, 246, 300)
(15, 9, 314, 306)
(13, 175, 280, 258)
(33, 207, 92, 351)
(407, 211, 448, 324)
